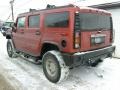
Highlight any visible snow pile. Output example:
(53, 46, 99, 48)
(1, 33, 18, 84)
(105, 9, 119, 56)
(0, 33, 120, 90)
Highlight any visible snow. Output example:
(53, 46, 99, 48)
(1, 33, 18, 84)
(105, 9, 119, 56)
(0, 33, 120, 90)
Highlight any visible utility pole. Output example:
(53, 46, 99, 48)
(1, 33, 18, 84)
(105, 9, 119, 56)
(10, 0, 14, 21)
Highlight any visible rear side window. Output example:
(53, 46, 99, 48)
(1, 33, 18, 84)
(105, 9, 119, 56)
(45, 12, 69, 27)
(17, 17, 25, 28)
(28, 15, 40, 28)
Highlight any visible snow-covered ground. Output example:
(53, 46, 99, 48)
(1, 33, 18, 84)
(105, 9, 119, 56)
(0, 33, 120, 90)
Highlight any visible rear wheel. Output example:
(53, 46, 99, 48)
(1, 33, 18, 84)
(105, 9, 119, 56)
(7, 40, 17, 58)
(42, 50, 69, 83)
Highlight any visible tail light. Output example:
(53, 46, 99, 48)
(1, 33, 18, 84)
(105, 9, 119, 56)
(110, 17, 114, 43)
(74, 32, 80, 48)
(110, 29, 114, 43)
(74, 11, 80, 48)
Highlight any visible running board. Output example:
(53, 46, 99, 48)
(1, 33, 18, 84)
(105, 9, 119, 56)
(19, 54, 42, 65)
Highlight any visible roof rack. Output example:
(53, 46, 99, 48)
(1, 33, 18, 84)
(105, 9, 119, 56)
(46, 4, 56, 9)
(29, 8, 37, 12)
(46, 4, 76, 9)
(19, 4, 76, 16)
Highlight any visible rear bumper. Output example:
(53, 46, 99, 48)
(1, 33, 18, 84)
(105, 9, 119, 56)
(62, 46, 115, 67)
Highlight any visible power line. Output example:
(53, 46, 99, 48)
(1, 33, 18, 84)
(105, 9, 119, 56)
(11, 0, 49, 15)
(2, 0, 49, 21)
(0, 0, 14, 21)
(0, 6, 9, 8)
(14, 0, 48, 9)
(14, 0, 32, 7)
(5, 13, 11, 22)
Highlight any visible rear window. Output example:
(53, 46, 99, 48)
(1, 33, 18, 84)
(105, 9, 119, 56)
(45, 12, 69, 28)
(78, 13, 111, 30)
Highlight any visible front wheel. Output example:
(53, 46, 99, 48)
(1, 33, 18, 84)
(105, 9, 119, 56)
(7, 40, 17, 58)
(42, 50, 69, 83)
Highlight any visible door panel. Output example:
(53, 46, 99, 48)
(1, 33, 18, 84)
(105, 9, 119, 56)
(24, 28, 41, 56)
(12, 17, 27, 52)
(23, 15, 41, 56)
(13, 29, 25, 51)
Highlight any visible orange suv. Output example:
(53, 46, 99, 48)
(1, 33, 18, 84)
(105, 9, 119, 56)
(6, 4, 115, 83)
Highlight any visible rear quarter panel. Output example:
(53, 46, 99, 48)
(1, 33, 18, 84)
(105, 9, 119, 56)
(41, 8, 75, 53)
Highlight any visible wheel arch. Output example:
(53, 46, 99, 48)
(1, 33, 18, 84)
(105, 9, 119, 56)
(40, 41, 61, 57)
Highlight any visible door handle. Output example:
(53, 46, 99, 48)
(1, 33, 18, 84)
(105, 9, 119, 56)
(36, 31, 40, 35)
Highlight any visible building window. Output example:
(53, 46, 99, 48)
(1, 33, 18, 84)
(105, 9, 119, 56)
(45, 12, 69, 28)
(17, 17, 25, 28)
(28, 15, 40, 28)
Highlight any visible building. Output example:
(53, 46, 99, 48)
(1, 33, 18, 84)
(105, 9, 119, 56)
(91, 1, 120, 58)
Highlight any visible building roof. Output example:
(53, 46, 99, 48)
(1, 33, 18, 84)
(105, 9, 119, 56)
(90, 1, 120, 9)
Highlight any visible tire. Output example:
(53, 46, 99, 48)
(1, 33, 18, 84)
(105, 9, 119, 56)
(42, 50, 69, 83)
(7, 40, 17, 58)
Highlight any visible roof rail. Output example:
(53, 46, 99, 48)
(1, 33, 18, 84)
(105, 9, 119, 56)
(46, 4, 75, 9)
(29, 8, 37, 12)
(19, 4, 76, 16)
(46, 4, 56, 9)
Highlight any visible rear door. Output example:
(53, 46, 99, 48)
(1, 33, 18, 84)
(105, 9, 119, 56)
(77, 13, 112, 51)
(24, 15, 41, 56)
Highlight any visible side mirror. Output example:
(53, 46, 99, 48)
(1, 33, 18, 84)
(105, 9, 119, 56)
(12, 23, 17, 32)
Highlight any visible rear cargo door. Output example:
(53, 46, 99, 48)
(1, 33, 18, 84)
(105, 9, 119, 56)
(78, 13, 112, 51)
(80, 30, 111, 51)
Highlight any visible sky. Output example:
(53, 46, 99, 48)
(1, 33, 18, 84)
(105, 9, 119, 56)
(0, 0, 120, 21)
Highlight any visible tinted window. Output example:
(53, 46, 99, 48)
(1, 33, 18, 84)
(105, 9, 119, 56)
(45, 12, 69, 27)
(28, 15, 40, 28)
(78, 13, 111, 30)
(17, 17, 25, 28)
